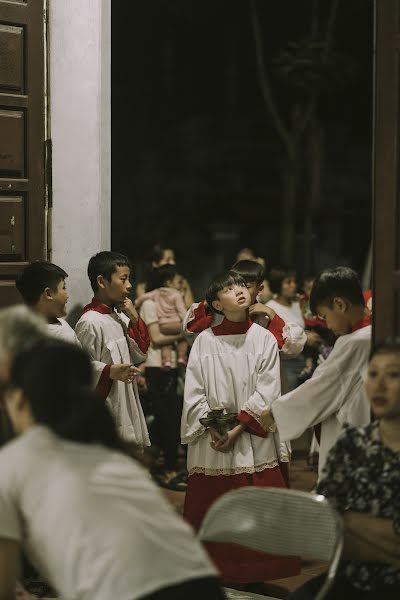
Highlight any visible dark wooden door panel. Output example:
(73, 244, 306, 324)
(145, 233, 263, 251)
(0, 0, 45, 307)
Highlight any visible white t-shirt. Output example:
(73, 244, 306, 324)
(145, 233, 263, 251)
(47, 318, 81, 346)
(266, 299, 305, 329)
(0, 427, 216, 600)
(140, 298, 177, 368)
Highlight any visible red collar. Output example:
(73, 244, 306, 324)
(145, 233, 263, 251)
(82, 297, 113, 315)
(212, 318, 253, 336)
(352, 314, 372, 332)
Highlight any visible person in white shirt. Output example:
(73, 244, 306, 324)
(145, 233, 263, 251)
(266, 265, 322, 391)
(0, 339, 222, 600)
(260, 266, 372, 476)
(15, 261, 81, 346)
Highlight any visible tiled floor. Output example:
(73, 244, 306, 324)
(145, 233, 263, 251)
(162, 452, 326, 598)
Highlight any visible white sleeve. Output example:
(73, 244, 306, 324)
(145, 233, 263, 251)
(180, 337, 210, 444)
(242, 336, 281, 425)
(272, 336, 367, 441)
(280, 322, 307, 357)
(75, 319, 109, 387)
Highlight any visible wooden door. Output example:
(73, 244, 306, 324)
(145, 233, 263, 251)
(0, 0, 46, 306)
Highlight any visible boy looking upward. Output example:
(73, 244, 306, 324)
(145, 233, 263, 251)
(16, 261, 80, 346)
(181, 270, 299, 584)
(261, 266, 372, 475)
(183, 260, 307, 357)
(75, 251, 150, 447)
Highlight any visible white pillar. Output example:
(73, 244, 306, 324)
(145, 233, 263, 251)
(49, 0, 111, 318)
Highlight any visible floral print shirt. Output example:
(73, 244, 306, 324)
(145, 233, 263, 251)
(317, 421, 400, 591)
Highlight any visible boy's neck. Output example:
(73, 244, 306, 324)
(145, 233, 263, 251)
(94, 291, 114, 309)
(348, 305, 369, 329)
(34, 301, 59, 325)
(222, 309, 248, 323)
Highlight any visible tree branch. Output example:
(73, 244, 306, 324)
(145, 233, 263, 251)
(250, 0, 294, 158)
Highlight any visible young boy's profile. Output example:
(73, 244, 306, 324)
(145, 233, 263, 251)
(16, 261, 80, 346)
(181, 270, 299, 584)
(261, 266, 372, 475)
(75, 251, 150, 447)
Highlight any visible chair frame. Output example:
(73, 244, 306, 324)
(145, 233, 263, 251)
(198, 487, 343, 600)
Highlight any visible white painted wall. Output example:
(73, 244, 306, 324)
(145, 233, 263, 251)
(49, 0, 111, 321)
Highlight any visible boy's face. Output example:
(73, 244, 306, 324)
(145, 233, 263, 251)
(245, 281, 263, 304)
(101, 266, 132, 304)
(317, 298, 351, 336)
(45, 279, 69, 319)
(367, 352, 400, 420)
(213, 283, 251, 314)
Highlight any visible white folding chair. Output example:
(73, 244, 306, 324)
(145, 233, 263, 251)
(198, 487, 343, 600)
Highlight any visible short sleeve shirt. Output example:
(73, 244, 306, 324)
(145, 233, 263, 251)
(317, 421, 400, 591)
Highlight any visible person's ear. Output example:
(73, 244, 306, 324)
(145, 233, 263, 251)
(258, 284, 264, 293)
(97, 275, 106, 290)
(333, 297, 348, 313)
(165, 278, 172, 288)
(212, 299, 223, 312)
(43, 287, 54, 301)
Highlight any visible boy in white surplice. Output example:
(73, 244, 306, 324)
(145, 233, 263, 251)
(75, 251, 150, 448)
(181, 270, 300, 584)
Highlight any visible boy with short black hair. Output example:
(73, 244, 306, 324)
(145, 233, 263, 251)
(16, 261, 80, 346)
(181, 270, 299, 584)
(261, 266, 372, 475)
(183, 259, 307, 356)
(75, 251, 150, 447)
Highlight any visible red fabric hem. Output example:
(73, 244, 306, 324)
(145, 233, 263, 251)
(237, 411, 268, 438)
(267, 314, 285, 349)
(82, 297, 112, 315)
(184, 469, 300, 582)
(186, 301, 214, 333)
(127, 318, 150, 353)
(96, 364, 112, 400)
(212, 318, 253, 336)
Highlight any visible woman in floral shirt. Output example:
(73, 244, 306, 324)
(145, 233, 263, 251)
(290, 340, 400, 599)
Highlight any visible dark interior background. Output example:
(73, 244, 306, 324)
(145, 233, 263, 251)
(112, 0, 373, 298)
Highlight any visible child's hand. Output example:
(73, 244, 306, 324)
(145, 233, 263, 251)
(210, 424, 244, 452)
(248, 303, 275, 321)
(119, 298, 140, 323)
(305, 330, 322, 347)
(110, 363, 141, 383)
(260, 407, 275, 431)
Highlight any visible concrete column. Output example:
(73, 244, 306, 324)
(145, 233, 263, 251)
(49, 0, 111, 320)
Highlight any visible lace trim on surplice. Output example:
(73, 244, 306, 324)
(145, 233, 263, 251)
(188, 459, 279, 477)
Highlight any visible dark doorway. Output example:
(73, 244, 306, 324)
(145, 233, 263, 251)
(112, 1, 373, 299)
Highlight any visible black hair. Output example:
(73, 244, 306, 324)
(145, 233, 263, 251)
(146, 264, 180, 292)
(309, 267, 365, 315)
(88, 251, 131, 292)
(150, 243, 174, 266)
(16, 262, 68, 306)
(268, 265, 296, 295)
(370, 338, 400, 360)
(205, 271, 246, 314)
(231, 260, 265, 285)
(9, 340, 125, 451)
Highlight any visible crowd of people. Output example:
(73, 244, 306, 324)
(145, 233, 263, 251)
(0, 242, 399, 600)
